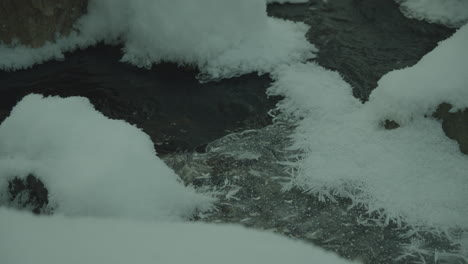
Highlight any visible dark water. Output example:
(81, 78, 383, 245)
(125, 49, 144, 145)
(0, 0, 454, 152)
(0, 45, 277, 154)
(268, 0, 454, 100)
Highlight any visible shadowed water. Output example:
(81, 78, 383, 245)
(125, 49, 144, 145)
(0, 45, 277, 154)
(268, 0, 454, 100)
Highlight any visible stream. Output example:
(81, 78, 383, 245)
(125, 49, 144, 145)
(0, 0, 460, 263)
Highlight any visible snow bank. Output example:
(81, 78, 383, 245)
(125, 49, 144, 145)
(396, 0, 468, 28)
(0, 0, 315, 79)
(368, 24, 468, 124)
(268, 24, 468, 231)
(0, 94, 212, 220)
(0, 209, 357, 264)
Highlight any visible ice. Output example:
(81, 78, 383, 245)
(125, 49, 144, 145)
(265, 26, 468, 231)
(0, 208, 357, 264)
(0, 94, 212, 220)
(396, 0, 468, 28)
(268, 59, 468, 231)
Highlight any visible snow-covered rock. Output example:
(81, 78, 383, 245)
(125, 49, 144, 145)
(0, 94, 212, 221)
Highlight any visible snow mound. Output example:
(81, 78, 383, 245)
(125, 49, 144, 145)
(368, 24, 468, 124)
(0, 0, 315, 79)
(0, 94, 212, 220)
(0, 209, 357, 264)
(268, 26, 468, 230)
(396, 0, 468, 28)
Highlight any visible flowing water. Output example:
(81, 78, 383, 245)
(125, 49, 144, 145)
(0, 45, 277, 154)
(1, 1, 463, 263)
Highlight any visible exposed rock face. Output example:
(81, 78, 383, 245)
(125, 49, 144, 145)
(0, 0, 87, 47)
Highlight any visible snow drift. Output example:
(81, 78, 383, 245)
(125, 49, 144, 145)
(0, 94, 212, 220)
(368, 23, 468, 124)
(396, 0, 468, 28)
(0, 208, 357, 264)
(0, 0, 315, 79)
(269, 24, 468, 231)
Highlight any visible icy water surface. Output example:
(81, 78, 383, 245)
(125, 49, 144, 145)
(164, 121, 463, 264)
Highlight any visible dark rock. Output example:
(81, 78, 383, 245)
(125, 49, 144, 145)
(8, 174, 49, 214)
(0, 0, 87, 47)
(433, 103, 468, 155)
(383, 120, 400, 130)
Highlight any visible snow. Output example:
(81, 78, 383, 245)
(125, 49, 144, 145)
(0, 94, 212, 220)
(0, 0, 315, 79)
(396, 0, 468, 28)
(0, 208, 357, 264)
(267, 0, 309, 4)
(368, 24, 468, 124)
(268, 24, 468, 231)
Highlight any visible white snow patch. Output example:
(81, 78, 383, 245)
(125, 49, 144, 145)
(0, 0, 315, 79)
(268, 26, 468, 231)
(368, 24, 468, 124)
(0, 33, 92, 71)
(267, 0, 309, 4)
(0, 94, 212, 221)
(396, 0, 468, 28)
(0, 208, 357, 264)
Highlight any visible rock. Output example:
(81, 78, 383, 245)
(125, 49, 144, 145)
(433, 103, 468, 155)
(8, 174, 49, 214)
(382, 103, 468, 155)
(0, 0, 87, 47)
(383, 120, 400, 130)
